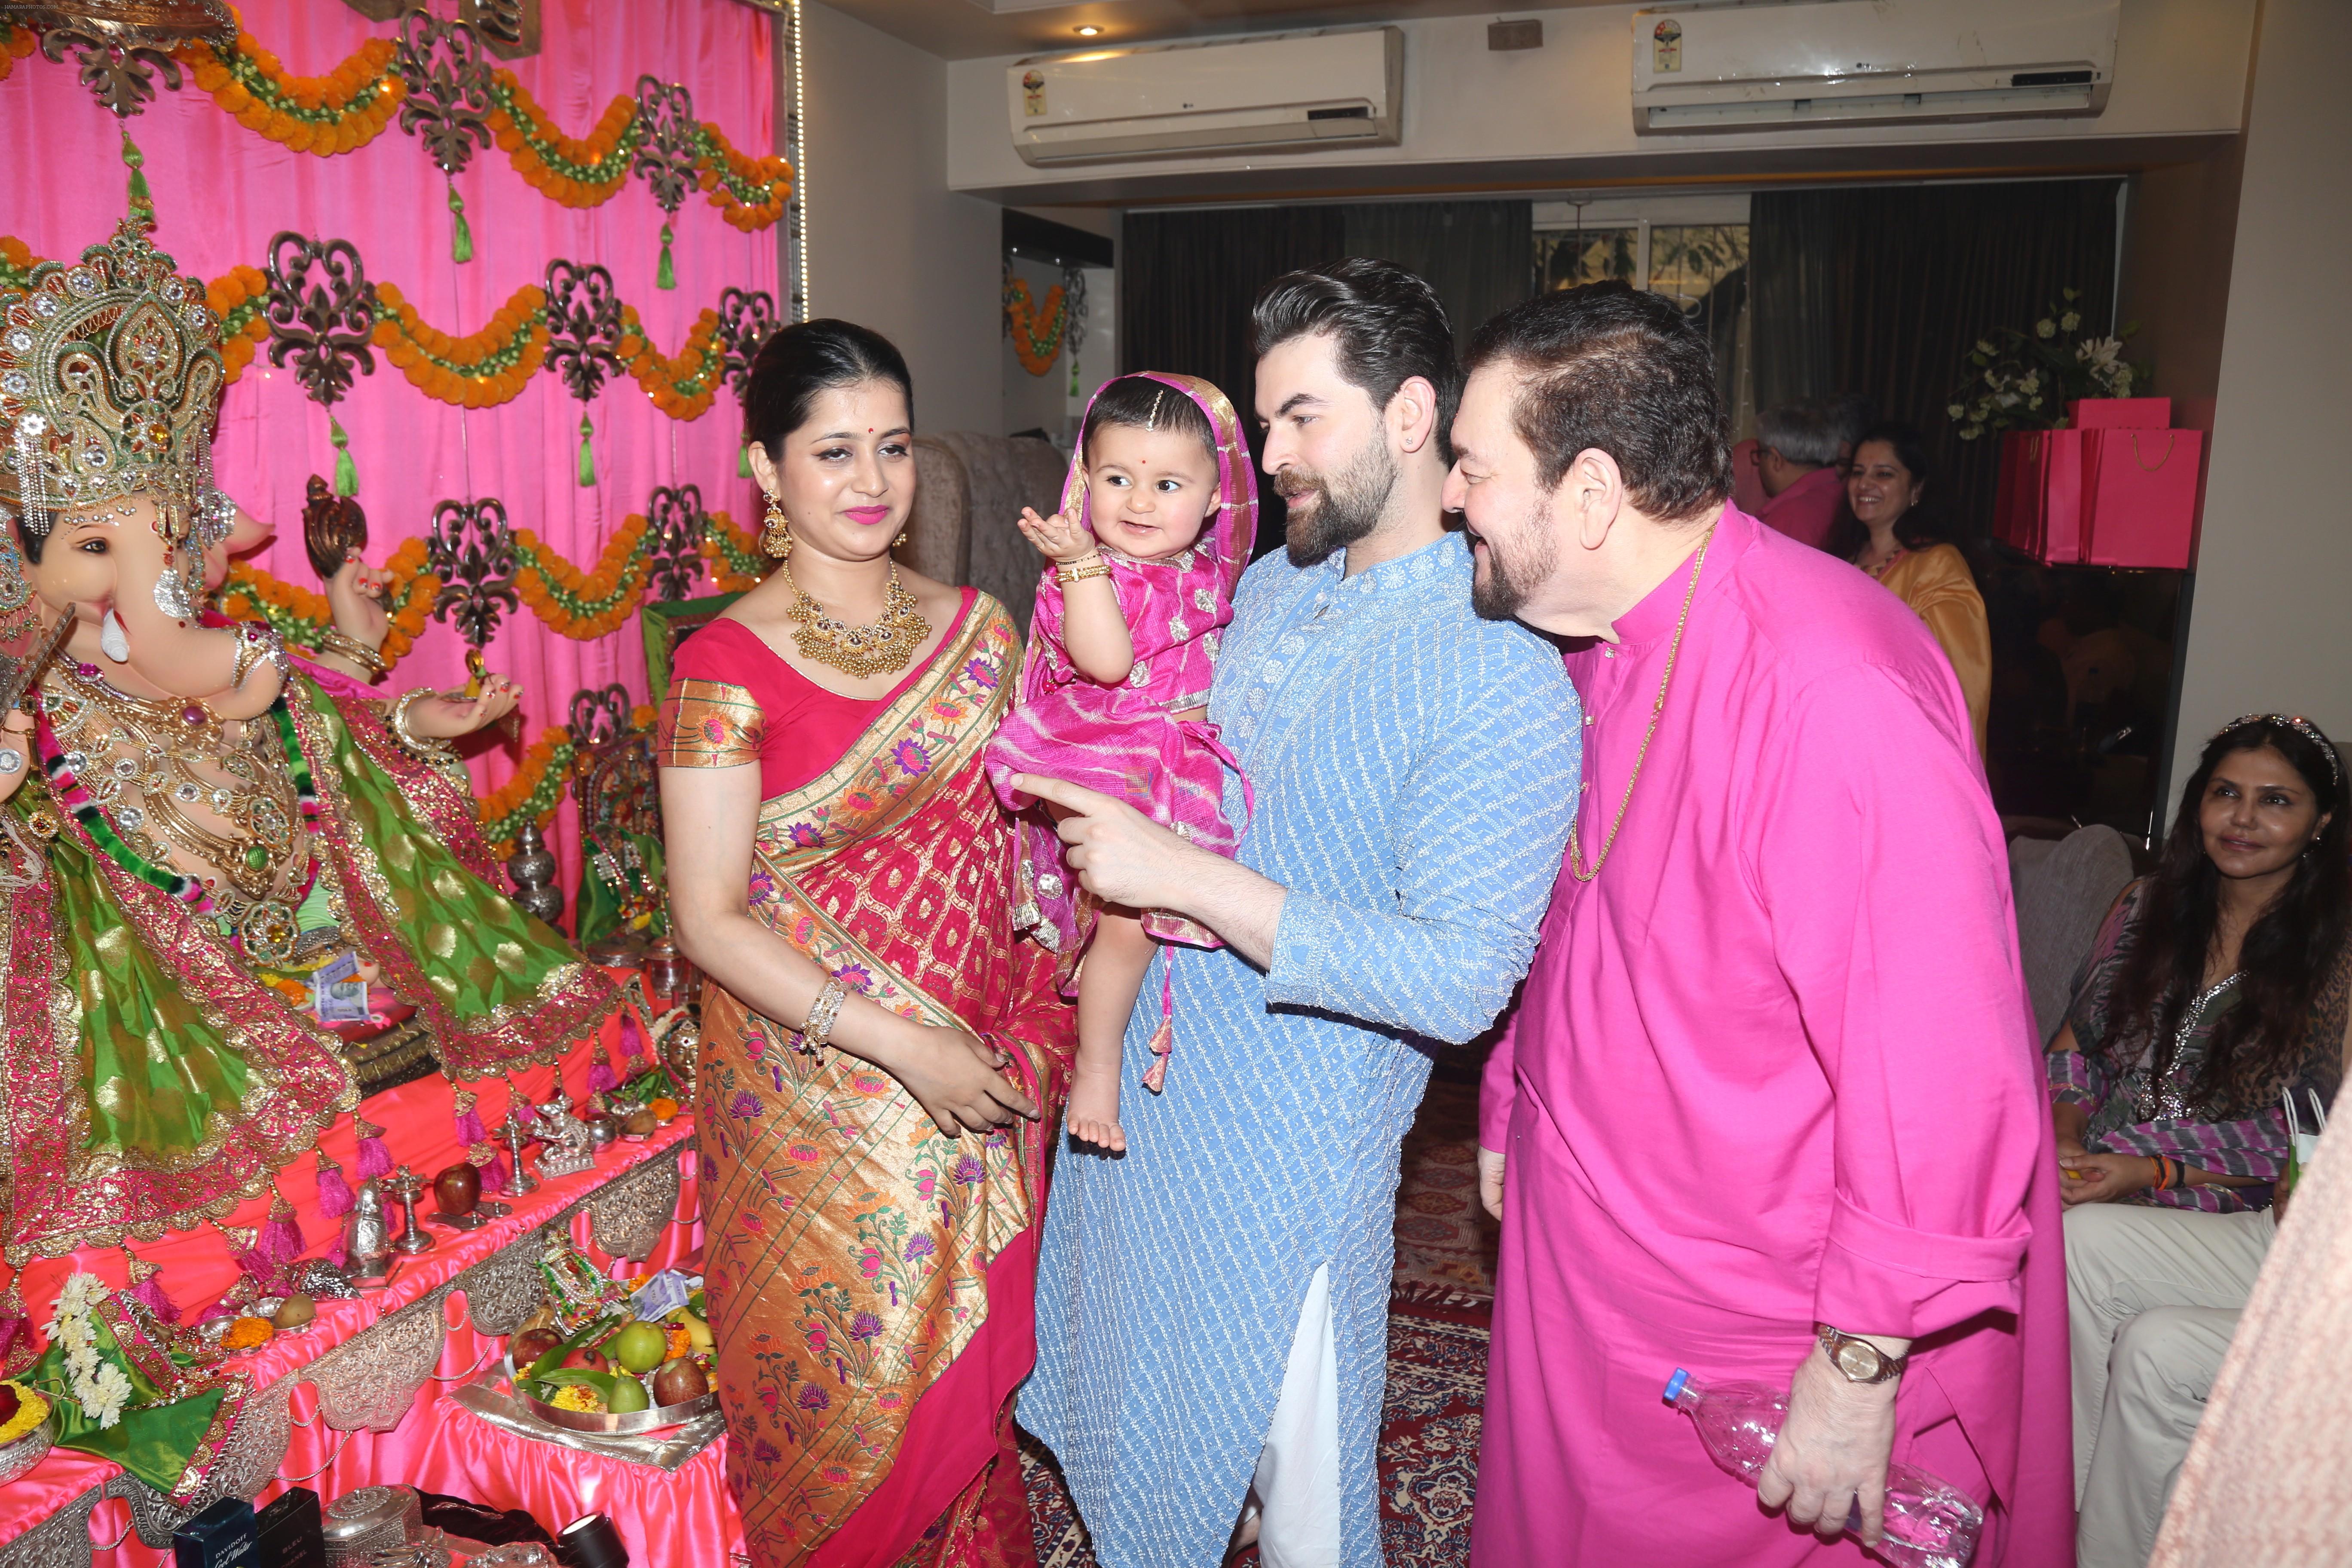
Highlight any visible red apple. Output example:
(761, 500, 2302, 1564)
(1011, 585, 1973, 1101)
(434, 1162, 480, 1216)
(510, 1328, 562, 1369)
(560, 1345, 610, 1374)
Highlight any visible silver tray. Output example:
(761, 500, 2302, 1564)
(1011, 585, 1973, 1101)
(0, 1412, 55, 1487)
(501, 1355, 719, 1435)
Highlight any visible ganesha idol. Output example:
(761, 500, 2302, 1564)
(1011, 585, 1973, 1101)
(0, 217, 628, 1265)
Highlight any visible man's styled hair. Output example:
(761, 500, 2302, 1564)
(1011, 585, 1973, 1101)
(1251, 258, 1464, 461)
(1463, 281, 1732, 524)
(1754, 400, 1842, 469)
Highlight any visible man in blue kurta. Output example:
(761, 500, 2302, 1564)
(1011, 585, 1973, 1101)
(1015, 260, 1580, 1568)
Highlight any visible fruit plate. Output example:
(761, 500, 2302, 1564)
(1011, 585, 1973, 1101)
(502, 1357, 719, 1435)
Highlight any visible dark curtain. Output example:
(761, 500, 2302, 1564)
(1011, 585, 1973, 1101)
(1340, 200, 1534, 354)
(1120, 206, 1345, 440)
(1749, 179, 2122, 536)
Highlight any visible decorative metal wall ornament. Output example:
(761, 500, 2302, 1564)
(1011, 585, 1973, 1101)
(631, 75, 700, 290)
(264, 231, 376, 496)
(1061, 264, 1090, 398)
(716, 286, 776, 475)
(566, 682, 632, 755)
(458, 0, 539, 61)
(644, 483, 708, 603)
(392, 8, 495, 262)
(424, 496, 518, 649)
(14, 0, 234, 116)
(543, 259, 625, 487)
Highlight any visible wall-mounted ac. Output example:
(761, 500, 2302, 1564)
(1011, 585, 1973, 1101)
(1008, 28, 1401, 167)
(1632, 0, 2119, 133)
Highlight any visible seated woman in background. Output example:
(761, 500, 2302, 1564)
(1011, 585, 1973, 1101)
(2048, 714, 2349, 1568)
(1834, 422, 1993, 755)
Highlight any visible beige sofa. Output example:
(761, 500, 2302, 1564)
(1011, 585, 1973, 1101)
(898, 432, 1068, 633)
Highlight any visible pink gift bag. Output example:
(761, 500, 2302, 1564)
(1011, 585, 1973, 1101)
(2083, 428, 2204, 569)
(2068, 397, 2172, 430)
(1996, 430, 2091, 564)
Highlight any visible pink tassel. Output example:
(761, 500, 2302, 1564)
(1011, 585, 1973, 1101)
(261, 1194, 304, 1265)
(216, 1222, 271, 1285)
(470, 1140, 508, 1195)
(1141, 967, 1176, 1095)
(354, 1114, 393, 1180)
(0, 1280, 28, 1375)
(315, 1150, 355, 1220)
(618, 1014, 649, 1080)
(587, 1054, 618, 1095)
(452, 1086, 487, 1147)
(125, 1251, 180, 1325)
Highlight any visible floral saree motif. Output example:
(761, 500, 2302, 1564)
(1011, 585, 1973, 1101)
(662, 601, 1074, 1567)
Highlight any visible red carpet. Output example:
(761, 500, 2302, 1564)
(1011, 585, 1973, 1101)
(1023, 1065, 1499, 1565)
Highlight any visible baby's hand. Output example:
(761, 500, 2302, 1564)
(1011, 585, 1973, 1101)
(1017, 507, 1097, 565)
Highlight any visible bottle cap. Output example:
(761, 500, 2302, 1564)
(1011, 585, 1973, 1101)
(1663, 1368, 1690, 1403)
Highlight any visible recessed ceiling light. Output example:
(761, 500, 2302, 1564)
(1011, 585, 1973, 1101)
(1073, 24, 1102, 35)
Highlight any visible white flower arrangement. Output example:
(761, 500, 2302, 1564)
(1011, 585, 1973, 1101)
(1950, 289, 2148, 441)
(44, 1274, 133, 1429)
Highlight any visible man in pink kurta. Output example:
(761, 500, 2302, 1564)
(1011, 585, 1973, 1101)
(1446, 284, 2073, 1567)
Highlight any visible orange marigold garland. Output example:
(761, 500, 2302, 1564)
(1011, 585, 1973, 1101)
(0, 24, 35, 84)
(373, 281, 549, 408)
(693, 122, 793, 231)
(487, 74, 638, 209)
(512, 517, 652, 640)
(206, 266, 271, 382)
(175, 14, 404, 157)
(1005, 279, 1068, 377)
(220, 536, 437, 670)
(701, 510, 766, 594)
(615, 306, 723, 420)
(478, 725, 576, 857)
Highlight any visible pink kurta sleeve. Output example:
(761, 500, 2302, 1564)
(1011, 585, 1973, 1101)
(1749, 662, 2041, 1341)
(1480, 1006, 1522, 1151)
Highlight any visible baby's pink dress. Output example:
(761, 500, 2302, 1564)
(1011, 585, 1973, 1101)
(982, 374, 1259, 1012)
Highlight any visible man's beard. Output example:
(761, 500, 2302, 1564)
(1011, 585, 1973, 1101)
(1274, 438, 1398, 568)
(1469, 504, 1556, 622)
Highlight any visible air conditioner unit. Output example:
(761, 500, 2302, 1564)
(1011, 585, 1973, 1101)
(1008, 28, 1401, 167)
(1632, 0, 2118, 133)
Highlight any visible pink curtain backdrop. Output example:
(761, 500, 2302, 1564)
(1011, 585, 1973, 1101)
(0, 0, 780, 901)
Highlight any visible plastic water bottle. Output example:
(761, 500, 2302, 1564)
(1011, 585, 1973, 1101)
(1663, 1369, 1983, 1568)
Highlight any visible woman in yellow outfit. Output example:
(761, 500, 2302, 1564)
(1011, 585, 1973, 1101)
(1838, 422, 1993, 756)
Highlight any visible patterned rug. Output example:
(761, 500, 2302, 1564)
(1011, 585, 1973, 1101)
(1023, 1063, 1498, 1566)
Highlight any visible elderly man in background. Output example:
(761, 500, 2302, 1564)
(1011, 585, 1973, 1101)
(1751, 397, 1849, 549)
(1456, 282, 2072, 1567)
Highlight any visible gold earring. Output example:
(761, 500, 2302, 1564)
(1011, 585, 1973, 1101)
(760, 490, 792, 559)
(893, 530, 909, 549)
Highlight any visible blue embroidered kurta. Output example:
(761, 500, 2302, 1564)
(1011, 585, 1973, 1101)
(1021, 531, 1582, 1567)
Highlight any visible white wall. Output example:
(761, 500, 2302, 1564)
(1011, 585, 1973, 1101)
(802, 0, 1001, 435)
(2166, 0, 2352, 808)
(946, 0, 2253, 204)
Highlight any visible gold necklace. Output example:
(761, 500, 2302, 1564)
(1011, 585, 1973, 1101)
(783, 562, 931, 680)
(49, 666, 313, 915)
(1568, 526, 1716, 883)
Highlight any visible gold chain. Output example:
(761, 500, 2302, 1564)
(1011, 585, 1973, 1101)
(782, 562, 932, 680)
(1568, 526, 1716, 883)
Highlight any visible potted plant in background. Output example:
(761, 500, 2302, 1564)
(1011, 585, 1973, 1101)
(1950, 288, 2152, 440)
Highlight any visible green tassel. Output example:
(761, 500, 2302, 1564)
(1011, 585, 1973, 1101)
(656, 224, 676, 291)
(449, 182, 473, 264)
(121, 130, 151, 217)
(577, 415, 597, 488)
(737, 440, 752, 479)
(331, 417, 358, 498)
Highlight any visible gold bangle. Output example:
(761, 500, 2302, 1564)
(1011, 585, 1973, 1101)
(387, 688, 459, 763)
(316, 627, 389, 677)
(796, 976, 850, 1058)
(1055, 553, 1112, 585)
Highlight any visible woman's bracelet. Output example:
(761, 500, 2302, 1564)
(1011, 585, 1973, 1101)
(796, 976, 851, 1058)
(2150, 1154, 2182, 1191)
(387, 688, 459, 764)
(1055, 553, 1112, 585)
(315, 626, 390, 677)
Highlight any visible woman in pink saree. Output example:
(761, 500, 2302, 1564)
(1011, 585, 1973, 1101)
(660, 321, 1073, 1567)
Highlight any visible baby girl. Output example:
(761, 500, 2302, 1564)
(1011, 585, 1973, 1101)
(984, 372, 1257, 1151)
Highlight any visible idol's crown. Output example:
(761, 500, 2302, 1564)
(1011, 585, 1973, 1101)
(0, 217, 225, 543)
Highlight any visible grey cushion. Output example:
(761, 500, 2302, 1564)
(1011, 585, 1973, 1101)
(2010, 824, 2136, 1044)
(900, 432, 1066, 634)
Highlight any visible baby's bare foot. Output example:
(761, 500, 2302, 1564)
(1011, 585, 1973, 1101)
(1066, 1073, 1127, 1154)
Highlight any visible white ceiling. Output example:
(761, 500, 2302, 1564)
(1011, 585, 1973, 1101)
(815, 0, 1625, 63)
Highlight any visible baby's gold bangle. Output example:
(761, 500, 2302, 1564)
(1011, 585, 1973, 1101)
(1055, 553, 1112, 585)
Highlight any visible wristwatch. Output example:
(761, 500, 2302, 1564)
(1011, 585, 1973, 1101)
(1816, 1324, 1908, 1384)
